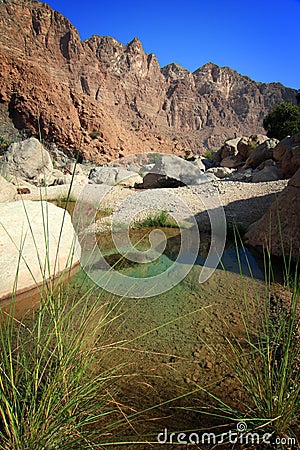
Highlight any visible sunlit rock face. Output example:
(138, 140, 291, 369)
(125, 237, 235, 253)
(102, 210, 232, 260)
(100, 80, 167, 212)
(0, 1, 297, 162)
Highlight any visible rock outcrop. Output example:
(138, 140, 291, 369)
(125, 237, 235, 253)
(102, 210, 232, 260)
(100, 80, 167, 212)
(0, 1, 297, 163)
(0, 137, 54, 186)
(245, 168, 300, 260)
(0, 200, 80, 300)
(244, 138, 279, 169)
(273, 132, 300, 178)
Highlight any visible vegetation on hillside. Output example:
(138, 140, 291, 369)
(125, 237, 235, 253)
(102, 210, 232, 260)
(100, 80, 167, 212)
(263, 101, 300, 141)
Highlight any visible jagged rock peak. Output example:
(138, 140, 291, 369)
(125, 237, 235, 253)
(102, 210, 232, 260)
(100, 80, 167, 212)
(193, 62, 255, 85)
(161, 62, 191, 81)
(0, 0, 297, 162)
(126, 37, 143, 52)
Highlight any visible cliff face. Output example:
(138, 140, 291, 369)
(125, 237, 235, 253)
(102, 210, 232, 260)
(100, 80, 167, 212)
(0, 0, 297, 162)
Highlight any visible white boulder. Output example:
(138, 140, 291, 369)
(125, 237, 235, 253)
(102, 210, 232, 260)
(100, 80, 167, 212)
(0, 200, 80, 300)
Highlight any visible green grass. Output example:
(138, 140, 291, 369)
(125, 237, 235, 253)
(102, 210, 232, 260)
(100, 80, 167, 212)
(0, 283, 127, 449)
(203, 150, 215, 161)
(0, 136, 12, 156)
(0, 193, 129, 448)
(184, 231, 300, 448)
(135, 210, 178, 228)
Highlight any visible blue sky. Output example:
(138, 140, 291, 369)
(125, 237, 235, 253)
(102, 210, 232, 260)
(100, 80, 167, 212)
(46, 0, 300, 89)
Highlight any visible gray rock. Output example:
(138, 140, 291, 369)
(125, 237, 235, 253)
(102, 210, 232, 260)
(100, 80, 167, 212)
(244, 138, 279, 169)
(220, 155, 243, 169)
(0, 201, 80, 300)
(252, 166, 283, 183)
(139, 163, 155, 176)
(0, 137, 54, 186)
(89, 166, 142, 186)
(227, 168, 253, 182)
(257, 159, 277, 170)
(136, 154, 207, 188)
(206, 166, 235, 179)
(200, 157, 214, 170)
(194, 158, 206, 172)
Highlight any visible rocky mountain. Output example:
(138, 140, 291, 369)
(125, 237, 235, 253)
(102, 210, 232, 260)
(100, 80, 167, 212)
(0, 0, 297, 163)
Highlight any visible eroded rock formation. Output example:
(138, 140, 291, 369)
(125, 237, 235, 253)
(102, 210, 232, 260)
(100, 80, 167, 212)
(0, 0, 297, 163)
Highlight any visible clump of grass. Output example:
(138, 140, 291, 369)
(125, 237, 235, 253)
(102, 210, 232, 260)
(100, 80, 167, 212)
(0, 136, 11, 156)
(187, 231, 300, 447)
(136, 210, 178, 228)
(247, 139, 260, 153)
(203, 150, 215, 161)
(54, 194, 78, 204)
(0, 282, 126, 449)
(0, 193, 129, 448)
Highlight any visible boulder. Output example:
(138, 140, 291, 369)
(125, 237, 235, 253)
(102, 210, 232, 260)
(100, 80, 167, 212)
(252, 166, 283, 183)
(244, 138, 279, 169)
(0, 138, 54, 186)
(220, 155, 243, 169)
(237, 135, 269, 159)
(206, 167, 235, 179)
(244, 168, 300, 260)
(0, 175, 17, 202)
(0, 201, 80, 300)
(220, 137, 241, 159)
(89, 166, 142, 187)
(256, 159, 277, 170)
(227, 168, 253, 182)
(200, 157, 214, 170)
(194, 158, 206, 171)
(273, 132, 300, 178)
(136, 154, 206, 188)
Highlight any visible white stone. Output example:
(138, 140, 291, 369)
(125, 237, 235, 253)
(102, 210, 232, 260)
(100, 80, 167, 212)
(0, 137, 54, 186)
(0, 175, 17, 202)
(0, 201, 80, 300)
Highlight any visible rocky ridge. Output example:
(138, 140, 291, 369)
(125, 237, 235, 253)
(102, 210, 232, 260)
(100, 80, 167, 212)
(0, 0, 297, 163)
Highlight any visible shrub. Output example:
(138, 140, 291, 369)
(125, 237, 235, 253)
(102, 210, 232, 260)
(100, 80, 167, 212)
(263, 102, 300, 141)
(203, 150, 214, 161)
(0, 136, 11, 155)
(89, 130, 102, 139)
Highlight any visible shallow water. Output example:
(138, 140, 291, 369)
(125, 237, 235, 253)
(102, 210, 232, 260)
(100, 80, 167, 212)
(70, 229, 268, 439)
(0, 225, 290, 441)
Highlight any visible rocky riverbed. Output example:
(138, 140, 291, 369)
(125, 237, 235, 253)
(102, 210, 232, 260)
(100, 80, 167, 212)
(16, 178, 288, 233)
(0, 134, 299, 301)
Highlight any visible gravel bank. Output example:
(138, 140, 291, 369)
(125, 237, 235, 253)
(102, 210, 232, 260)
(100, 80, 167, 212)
(19, 179, 288, 233)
